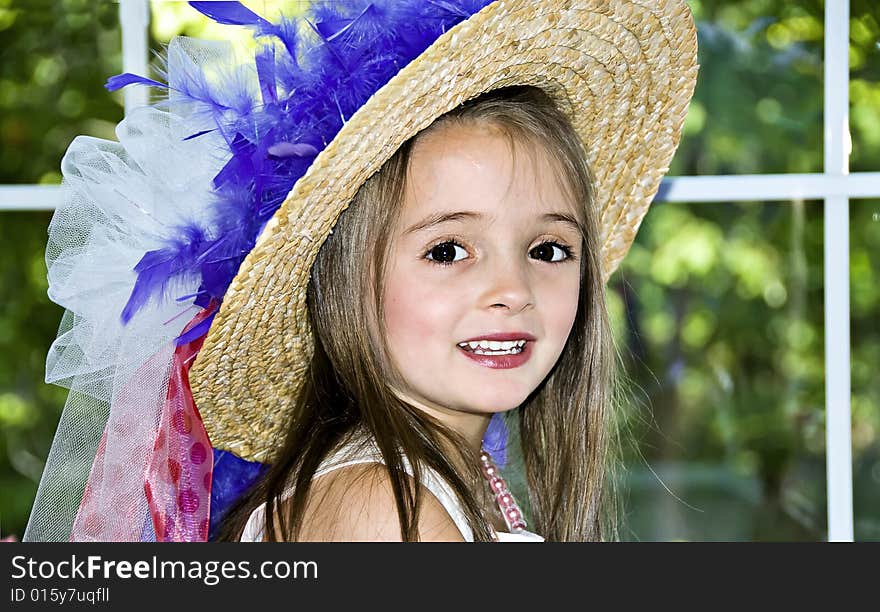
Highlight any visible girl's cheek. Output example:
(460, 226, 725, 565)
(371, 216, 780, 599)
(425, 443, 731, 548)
(560, 284, 581, 336)
(538, 272, 579, 329)
(389, 266, 470, 342)
(384, 265, 442, 334)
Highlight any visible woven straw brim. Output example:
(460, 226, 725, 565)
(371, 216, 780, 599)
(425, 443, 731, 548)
(188, 0, 699, 462)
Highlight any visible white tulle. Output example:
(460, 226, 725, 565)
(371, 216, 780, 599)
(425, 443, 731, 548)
(25, 38, 238, 541)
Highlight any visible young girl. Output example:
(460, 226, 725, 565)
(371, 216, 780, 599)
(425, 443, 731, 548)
(228, 85, 604, 542)
(26, 0, 697, 542)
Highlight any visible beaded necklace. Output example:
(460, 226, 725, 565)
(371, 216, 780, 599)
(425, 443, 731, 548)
(479, 449, 528, 540)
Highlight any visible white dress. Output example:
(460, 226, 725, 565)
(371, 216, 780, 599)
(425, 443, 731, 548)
(239, 433, 544, 542)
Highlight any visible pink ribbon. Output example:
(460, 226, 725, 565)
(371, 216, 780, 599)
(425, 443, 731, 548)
(69, 303, 217, 542)
(145, 304, 217, 542)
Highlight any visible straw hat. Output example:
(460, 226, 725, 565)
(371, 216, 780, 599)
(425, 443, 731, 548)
(188, 0, 699, 462)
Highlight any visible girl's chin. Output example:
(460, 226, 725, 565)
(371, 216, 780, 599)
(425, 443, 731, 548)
(462, 380, 535, 404)
(453, 394, 530, 415)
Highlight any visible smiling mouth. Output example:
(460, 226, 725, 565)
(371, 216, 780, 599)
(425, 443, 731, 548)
(457, 339, 528, 355)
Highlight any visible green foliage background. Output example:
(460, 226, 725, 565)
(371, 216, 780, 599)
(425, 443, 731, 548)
(0, 0, 877, 540)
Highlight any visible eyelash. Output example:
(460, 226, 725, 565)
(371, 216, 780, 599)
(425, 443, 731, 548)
(423, 238, 576, 267)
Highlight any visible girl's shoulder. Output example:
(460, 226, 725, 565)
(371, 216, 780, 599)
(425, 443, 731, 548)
(239, 430, 474, 542)
(295, 461, 466, 541)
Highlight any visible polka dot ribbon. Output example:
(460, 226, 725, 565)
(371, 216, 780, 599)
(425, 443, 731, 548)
(69, 303, 218, 542)
(69, 345, 185, 541)
(144, 305, 217, 542)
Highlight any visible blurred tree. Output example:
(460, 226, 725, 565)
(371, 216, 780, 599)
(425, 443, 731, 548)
(0, 0, 122, 185)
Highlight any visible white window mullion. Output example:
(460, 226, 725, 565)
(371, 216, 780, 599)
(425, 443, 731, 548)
(5, 173, 880, 211)
(823, 0, 853, 542)
(119, 0, 150, 114)
(0, 185, 61, 211)
(658, 172, 880, 202)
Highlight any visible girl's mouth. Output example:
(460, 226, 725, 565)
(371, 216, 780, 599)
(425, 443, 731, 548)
(456, 339, 533, 369)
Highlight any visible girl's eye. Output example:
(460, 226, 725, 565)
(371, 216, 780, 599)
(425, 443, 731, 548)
(425, 240, 468, 265)
(529, 241, 572, 263)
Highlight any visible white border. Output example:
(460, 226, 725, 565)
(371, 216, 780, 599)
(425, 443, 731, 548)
(0, 0, 869, 542)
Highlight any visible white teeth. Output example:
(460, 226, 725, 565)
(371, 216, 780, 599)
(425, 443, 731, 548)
(457, 339, 529, 355)
(474, 348, 521, 355)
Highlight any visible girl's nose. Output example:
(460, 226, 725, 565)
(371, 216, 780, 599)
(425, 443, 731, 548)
(480, 259, 534, 313)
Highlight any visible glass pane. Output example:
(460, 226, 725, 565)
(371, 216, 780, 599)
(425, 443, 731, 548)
(0, 212, 67, 540)
(852, 199, 880, 542)
(850, 5, 880, 173)
(609, 200, 826, 541)
(0, 0, 122, 186)
(669, 0, 823, 175)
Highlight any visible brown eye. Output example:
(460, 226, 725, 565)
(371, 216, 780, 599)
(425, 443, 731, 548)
(529, 242, 570, 262)
(426, 241, 467, 264)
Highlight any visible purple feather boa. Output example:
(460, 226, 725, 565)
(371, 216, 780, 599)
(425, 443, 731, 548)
(107, 0, 495, 338)
(482, 412, 509, 468)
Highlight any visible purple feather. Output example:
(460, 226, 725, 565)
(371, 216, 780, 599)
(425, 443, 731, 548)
(105, 73, 167, 92)
(188, 1, 272, 28)
(121, 250, 176, 324)
(175, 311, 217, 346)
(170, 62, 255, 125)
(267, 142, 318, 158)
(208, 449, 267, 541)
(182, 129, 216, 141)
(482, 412, 509, 468)
(255, 46, 277, 105)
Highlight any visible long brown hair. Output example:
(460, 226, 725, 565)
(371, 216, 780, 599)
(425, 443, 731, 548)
(217, 85, 622, 541)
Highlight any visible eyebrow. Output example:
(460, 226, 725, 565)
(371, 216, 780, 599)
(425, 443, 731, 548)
(403, 211, 583, 236)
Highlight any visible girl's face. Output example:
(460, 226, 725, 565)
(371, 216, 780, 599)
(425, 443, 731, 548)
(382, 121, 582, 436)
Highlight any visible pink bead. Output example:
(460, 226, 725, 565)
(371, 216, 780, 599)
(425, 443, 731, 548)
(482, 447, 531, 538)
(496, 492, 514, 509)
